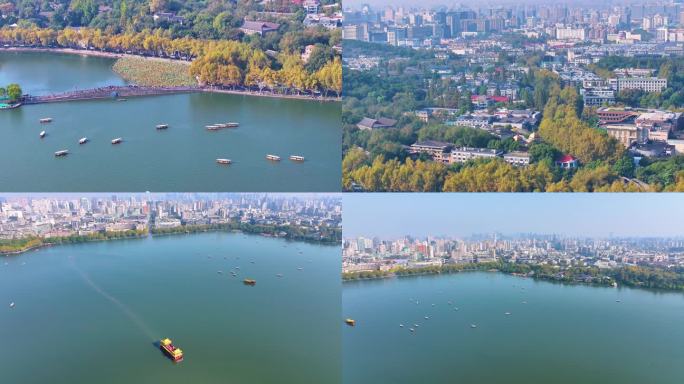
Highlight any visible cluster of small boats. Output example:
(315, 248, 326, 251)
(39, 117, 129, 157)
(215, 154, 306, 165)
(52, 137, 122, 156)
(39, 118, 307, 164)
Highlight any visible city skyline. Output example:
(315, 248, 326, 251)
(343, 193, 684, 238)
(344, 0, 612, 9)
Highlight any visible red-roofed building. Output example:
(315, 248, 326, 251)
(471, 95, 510, 108)
(556, 154, 578, 169)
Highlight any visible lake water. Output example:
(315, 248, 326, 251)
(343, 272, 684, 384)
(0, 51, 341, 191)
(0, 232, 341, 384)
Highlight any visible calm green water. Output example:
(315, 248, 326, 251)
(343, 273, 684, 384)
(0, 232, 340, 384)
(0, 51, 341, 191)
(0, 51, 127, 94)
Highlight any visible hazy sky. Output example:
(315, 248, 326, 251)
(343, 193, 684, 238)
(344, 0, 612, 10)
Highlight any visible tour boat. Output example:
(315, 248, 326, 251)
(54, 150, 69, 157)
(159, 338, 184, 362)
(345, 319, 356, 326)
(111, 138, 123, 144)
(39, 131, 46, 138)
(216, 158, 232, 165)
(243, 279, 256, 286)
(266, 154, 281, 161)
(79, 137, 88, 144)
(156, 124, 169, 130)
(39, 118, 52, 123)
(289, 155, 305, 162)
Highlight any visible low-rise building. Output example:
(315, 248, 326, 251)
(582, 88, 615, 107)
(451, 147, 502, 163)
(356, 117, 398, 130)
(240, 20, 280, 36)
(556, 154, 579, 169)
(603, 124, 647, 147)
(610, 77, 667, 93)
(503, 151, 531, 166)
(410, 141, 453, 163)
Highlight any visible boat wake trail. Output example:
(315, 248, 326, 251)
(70, 261, 156, 340)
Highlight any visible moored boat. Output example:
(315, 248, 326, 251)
(216, 158, 232, 165)
(345, 319, 356, 326)
(224, 122, 239, 128)
(54, 150, 69, 157)
(159, 338, 184, 362)
(111, 138, 123, 144)
(79, 137, 88, 144)
(289, 155, 305, 162)
(205, 125, 220, 130)
(266, 154, 281, 161)
(156, 124, 169, 130)
(39, 118, 52, 123)
(39, 131, 46, 138)
(243, 279, 256, 285)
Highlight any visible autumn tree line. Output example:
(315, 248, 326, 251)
(0, 27, 342, 96)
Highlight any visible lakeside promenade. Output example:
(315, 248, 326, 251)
(1, 46, 340, 102)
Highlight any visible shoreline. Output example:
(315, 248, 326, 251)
(1, 47, 341, 103)
(342, 268, 684, 293)
(1, 228, 339, 256)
